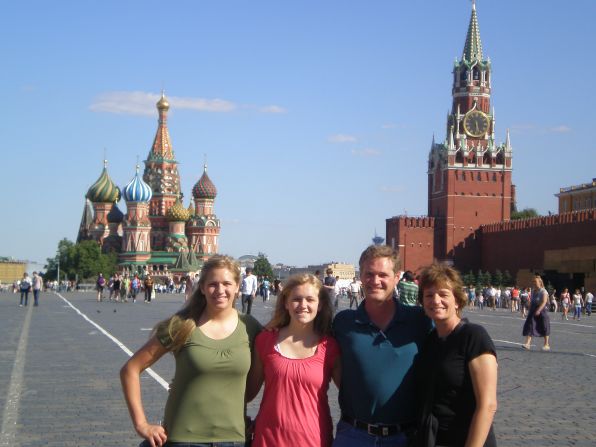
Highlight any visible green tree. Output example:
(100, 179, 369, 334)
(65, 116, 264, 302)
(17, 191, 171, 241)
(483, 271, 493, 287)
(503, 270, 513, 287)
(44, 238, 75, 280)
(493, 269, 503, 287)
(44, 239, 119, 281)
(462, 270, 476, 287)
(511, 208, 539, 220)
(253, 252, 274, 279)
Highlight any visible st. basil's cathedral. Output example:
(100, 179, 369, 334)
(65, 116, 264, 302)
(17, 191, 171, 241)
(77, 93, 220, 275)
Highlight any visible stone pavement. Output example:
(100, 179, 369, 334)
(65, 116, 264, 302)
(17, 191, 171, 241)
(0, 291, 595, 446)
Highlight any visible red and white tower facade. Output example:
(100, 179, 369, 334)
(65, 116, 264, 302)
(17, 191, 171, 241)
(187, 164, 220, 260)
(143, 92, 181, 251)
(121, 165, 153, 265)
(428, 2, 513, 269)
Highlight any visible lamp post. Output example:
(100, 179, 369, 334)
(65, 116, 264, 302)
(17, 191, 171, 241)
(56, 250, 60, 292)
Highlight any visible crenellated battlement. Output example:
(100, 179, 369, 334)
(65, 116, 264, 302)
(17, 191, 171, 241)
(481, 210, 596, 233)
(389, 215, 435, 228)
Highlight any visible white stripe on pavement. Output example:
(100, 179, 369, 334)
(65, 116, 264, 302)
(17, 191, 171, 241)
(0, 304, 33, 447)
(55, 292, 169, 390)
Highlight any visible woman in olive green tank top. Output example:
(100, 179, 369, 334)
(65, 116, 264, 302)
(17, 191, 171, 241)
(121, 255, 261, 447)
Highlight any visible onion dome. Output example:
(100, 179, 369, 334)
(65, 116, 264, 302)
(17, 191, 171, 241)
(123, 165, 153, 202)
(156, 91, 170, 111)
(192, 164, 217, 200)
(166, 197, 191, 222)
(86, 160, 121, 203)
(107, 203, 124, 223)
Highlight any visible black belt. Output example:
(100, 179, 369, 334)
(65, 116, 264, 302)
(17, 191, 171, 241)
(341, 414, 409, 437)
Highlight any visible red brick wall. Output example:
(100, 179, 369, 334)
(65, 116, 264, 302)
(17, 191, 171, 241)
(480, 210, 596, 275)
(386, 216, 435, 274)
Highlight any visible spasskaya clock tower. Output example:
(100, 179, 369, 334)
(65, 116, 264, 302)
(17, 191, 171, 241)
(427, 1, 514, 269)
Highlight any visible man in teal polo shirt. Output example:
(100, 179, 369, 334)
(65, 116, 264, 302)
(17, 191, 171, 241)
(332, 245, 432, 446)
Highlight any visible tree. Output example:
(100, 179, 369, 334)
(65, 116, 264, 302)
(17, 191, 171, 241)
(493, 270, 503, 287)
(462, 270, 476, 287)
(44, 239, 119, 281)
(253, 253, 274, 279)
(511, 208, 539, 220)
(503, 270, 513, 287)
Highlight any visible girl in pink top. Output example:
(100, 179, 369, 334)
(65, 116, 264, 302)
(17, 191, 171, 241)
(247, 274, 341, 447)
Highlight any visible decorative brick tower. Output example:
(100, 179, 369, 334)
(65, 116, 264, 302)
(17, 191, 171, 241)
(386, 2, 515, 273)
(143, 92, 181, 251)
(427, 1, 513, 269)
(187, 164, 220, 260)
(121, 165, 153, 266)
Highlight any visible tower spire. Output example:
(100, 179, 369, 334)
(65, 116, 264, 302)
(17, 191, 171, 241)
(148, 91, 174, 161)
(463, 0, 483, 62)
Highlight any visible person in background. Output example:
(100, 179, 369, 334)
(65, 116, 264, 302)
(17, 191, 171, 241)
(32, 271, 43, 307)
(240, 267, 258, 314)
(19, 272, 32, 307)
(572, 289, 583, 321)
(398, 271, 419, 306)
(522, 275, 551, 351)
(131, 274, 141, 303)
(144, 273, 154, 303)
(96, 273, 106, 302)
(348, 277, 361, 309)
(585, 290, 593, 316)
(560, 288, 571, 320)
(323, 268, 337, 312)
(247, 274, 340, 447)
(415, 263, 497, 447)
(121, 255, 261, 447)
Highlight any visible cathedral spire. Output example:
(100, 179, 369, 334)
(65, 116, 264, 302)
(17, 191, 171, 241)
(148, 91, 174, 161)
(462, 0, 483, 62)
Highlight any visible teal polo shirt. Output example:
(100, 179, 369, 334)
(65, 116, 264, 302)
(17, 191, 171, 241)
(332, 298, 432, 425)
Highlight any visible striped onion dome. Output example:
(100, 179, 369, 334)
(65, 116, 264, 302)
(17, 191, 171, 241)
(107, 203, 124, 223)
(86, 160, 121, 203)
(192, 164, 217, 200)
(123, 165, 153, 203)
(166, 197, 191, 222)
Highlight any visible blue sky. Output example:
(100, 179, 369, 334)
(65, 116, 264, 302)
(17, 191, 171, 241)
(2, 0, 595, 268)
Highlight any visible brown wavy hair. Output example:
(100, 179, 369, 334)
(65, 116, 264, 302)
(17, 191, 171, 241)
(418, 263, 467, 317)
(153, 255, 241, 353)
(268, 273, 333, 336)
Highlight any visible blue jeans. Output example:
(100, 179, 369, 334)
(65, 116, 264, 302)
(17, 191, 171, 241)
(574, 305, 582, 319)
(586, 302, 592, 316)
(33, 289, 40, 306)
(332, 420, 408, 447)
(20, 290, 29, 306)
(140, 441, 245, 447)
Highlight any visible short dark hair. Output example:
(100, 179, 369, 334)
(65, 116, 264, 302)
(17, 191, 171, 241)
(246, 267, 253, 273)
(404, 271, 414, 281)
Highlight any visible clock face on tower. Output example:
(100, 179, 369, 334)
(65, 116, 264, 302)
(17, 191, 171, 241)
(463, 110, 489, 137)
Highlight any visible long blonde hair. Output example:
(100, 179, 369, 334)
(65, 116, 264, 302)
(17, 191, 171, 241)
(153, 255, 241, 353)
(268, 273, 333, 336)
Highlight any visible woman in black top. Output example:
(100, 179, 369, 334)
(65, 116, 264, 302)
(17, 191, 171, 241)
(415, 264, 498, 447)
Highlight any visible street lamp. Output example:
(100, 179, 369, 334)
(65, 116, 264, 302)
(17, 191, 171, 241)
(56, 250, 60, 292)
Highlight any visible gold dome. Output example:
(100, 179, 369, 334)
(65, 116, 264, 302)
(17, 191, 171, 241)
(156, 91, 170, 111)
(166, 197, 190, 222)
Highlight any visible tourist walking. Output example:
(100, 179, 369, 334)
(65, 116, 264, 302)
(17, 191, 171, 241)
(247, 274, 340, 447)
(415, 263, 497, 447)
(522, 275, 551, 351)
(131, 274, 141, 303)
(519, 287, 530, 318)
(560, 288, 571, 320)
(96, 273, 106, 302)
(121, 255, 261, 447)
(585, 290, 593, 316)
(32, 271, 42, 307)
(323, 268, 337, 311)
(572, 289, 583, 320)
(511, 286, 520, 312)
(19, 272, 32, 307)
(240, 267, 258, 314)
(549, 289, 558, 313)
(347, 276, 361, 309)
(121, 274, 130, 302)
(143, 273, 154, 303)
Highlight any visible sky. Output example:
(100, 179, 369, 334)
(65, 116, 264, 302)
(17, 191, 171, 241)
(2, 0, 595, 269)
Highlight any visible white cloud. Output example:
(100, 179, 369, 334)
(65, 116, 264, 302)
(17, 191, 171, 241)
(259, 105, 287, 114)
(90, 91, 240, 116)
(351, 147, 381, 157)
(380, 185, 405, 193)
(549, 125, 571, 133)
(328, 134, 357, 143)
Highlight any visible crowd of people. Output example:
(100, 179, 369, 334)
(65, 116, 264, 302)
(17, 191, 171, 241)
(120, 246, 499, 447)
